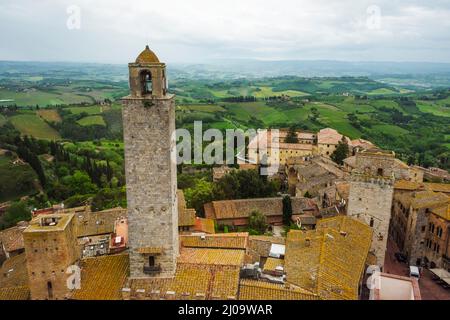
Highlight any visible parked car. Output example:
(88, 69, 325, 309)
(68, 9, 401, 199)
(409, 266, 420, 280)
(395, 252, 407, 263)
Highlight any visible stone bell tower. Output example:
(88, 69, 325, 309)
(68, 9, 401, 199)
(122, 46, 178, 278)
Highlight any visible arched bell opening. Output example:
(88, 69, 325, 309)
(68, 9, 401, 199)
(140, 70, 153, 96)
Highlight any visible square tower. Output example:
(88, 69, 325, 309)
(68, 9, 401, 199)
(23, 213, 79, 300)
(122, 46, 178, 278)
(347, 149, 396, 269)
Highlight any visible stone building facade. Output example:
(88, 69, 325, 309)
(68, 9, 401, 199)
(317, 128, 348, 157)
(347, 174, 394, 268)
(286, 156, 345, 197)
(423, 205, 450, 269)
(122, 46, 178, 278)
(23, 213, 79, 300)
(391, 190, 449, 267)
(345, 149, 424, 182)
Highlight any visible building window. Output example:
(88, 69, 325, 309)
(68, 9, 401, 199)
(377, 168, 383, 176)
(149, 256, 155, 267)
(369, 217, 374, 228)
(47, 281, 53, 299)
(421, 225, 426, 232)
(437, 227, 443, 238)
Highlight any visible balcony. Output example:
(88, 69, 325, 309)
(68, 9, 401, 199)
(143, 264, 161, 274)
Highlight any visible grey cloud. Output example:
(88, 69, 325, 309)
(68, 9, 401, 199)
(0, 0, 449, 63)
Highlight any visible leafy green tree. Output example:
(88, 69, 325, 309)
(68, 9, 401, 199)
(184, 178, 214, 216)
(285, 126, 299, 143)
(331, 136, 349, 165)
(61, 170, 98, 195)
(248, 210, 268, 235)
(282, 195, 292, 225)
(2, 202, 31, 229)
(91, 187, 126, 211)
(213, 169, 278, 200)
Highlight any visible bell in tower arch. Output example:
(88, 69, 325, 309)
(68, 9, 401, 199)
(139, 70, 153, 95)
(128, 45, 168, 98)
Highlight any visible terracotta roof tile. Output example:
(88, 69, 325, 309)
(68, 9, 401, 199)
(193, 217, 215, 234)
(178, 248, 245, 266)
(71, 254, 129, 300)
(0, 253, 28, 288)
(74, 207, 127, 237)
(0, 286, 30, 300)
(0, 223, 28, 253)
(128, 264, 240, 300)
(285, 216, 372, 300)
(181, 233, 248, 250)
(317, 128, 346, 145)
(206, 198, 283, 220)
(239, 280, 318, 300)
(177, 190, 197, 227)
(431, 204, 450, 221)
(263, 257, 284, 273)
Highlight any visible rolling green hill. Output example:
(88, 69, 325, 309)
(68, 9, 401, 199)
(9, 114, 61, 140)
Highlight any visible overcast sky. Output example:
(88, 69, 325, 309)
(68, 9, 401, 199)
(1, 0, 450, 64)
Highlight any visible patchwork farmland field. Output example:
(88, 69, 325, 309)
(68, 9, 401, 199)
(9, 114, 61, 140)
(37, 109, 62, 122)
(77, 115, 106, 126)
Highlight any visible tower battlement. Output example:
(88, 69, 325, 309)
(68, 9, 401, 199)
(350, 171, 395, 187)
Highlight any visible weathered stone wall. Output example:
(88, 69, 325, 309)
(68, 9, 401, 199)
(404, 208, 428, 266)
(425, 214, 449, 268)
(347, 175, 394, 268)
(128, 63, 166, 98)
(295, 173, 337, 197)
(23, 215, 80, 300)
(317, 143, 337, 157)
(354, 153, 396, 177)
(75, 208, 127, 237)
(122, 95, 178, 279)
(389, 198, 408, 252)
(422, 213, 450, 269)
(248, 239, 272, 258)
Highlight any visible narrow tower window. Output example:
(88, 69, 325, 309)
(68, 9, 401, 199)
(47, 281, 53, 299)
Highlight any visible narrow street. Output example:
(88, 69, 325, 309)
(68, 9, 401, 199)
(384, 236, 450, 300)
